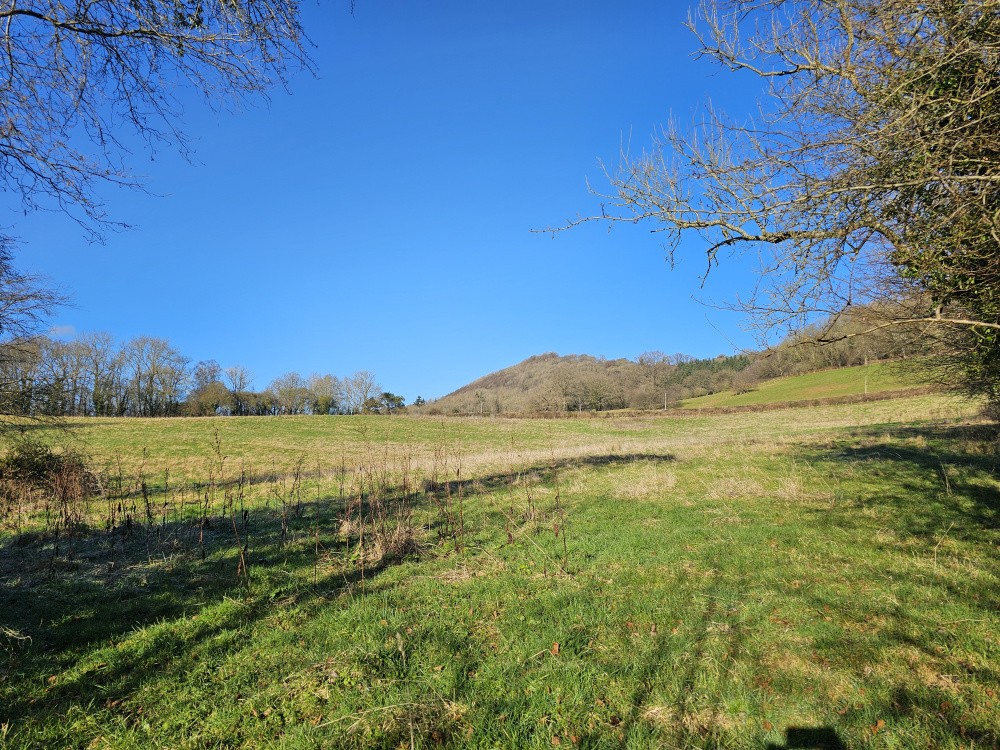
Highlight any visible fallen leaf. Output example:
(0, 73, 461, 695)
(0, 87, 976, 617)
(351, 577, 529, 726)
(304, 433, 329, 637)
(551, 643, 560, 656)
(871, 719, 886, 734)
(551, 737, 561, 746)
(763, 721, 773, 731)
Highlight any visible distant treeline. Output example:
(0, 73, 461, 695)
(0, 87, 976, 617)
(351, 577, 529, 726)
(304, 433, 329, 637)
(0, 333, 406, 418)
(427, 315, 929, 414)
(0, 311, 929, 419)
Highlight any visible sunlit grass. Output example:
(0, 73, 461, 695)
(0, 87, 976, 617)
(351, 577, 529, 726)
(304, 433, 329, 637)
(681, 362, 922, 409)
(2, 393, 998, 749)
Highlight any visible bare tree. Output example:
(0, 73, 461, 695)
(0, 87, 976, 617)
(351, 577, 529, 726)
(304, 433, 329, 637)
(548, 0, 1000, 395)
(122, 336, 189, 416)
(77, 331, 120, 415)
(0, 250, 67, 422)
(344, 371, 380, 415)
(0, 0, 313, 244)
(269, 372, 308, 415)
(307, 373, 342, 415)
(225, 366, 254, 394)
(223, 365, 255, 416)
(0, 0, 317, 416)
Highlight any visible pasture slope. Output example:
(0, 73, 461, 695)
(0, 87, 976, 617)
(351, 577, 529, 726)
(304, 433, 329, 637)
(2, 392, 999, 749)
(682, 362, 920, 409)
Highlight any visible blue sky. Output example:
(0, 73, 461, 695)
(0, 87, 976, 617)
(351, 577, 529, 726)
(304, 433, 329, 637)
(16, 0, 765, 401)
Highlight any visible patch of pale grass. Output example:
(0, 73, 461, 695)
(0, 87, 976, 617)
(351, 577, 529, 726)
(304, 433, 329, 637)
(643, 705, 743, 733)
(705, 477, 764, 500)
(705, 505, 743, 526)
(608, 420, 654, 432)
(610, 462, 677, 501)
(912, 659, 962, 693)
(763, 649, 853, 704)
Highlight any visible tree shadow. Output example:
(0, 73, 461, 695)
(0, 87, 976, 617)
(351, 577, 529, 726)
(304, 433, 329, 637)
(765, 727, 846, 749)
(0, 498, 407, 730)
(5, 433, 1000, 747)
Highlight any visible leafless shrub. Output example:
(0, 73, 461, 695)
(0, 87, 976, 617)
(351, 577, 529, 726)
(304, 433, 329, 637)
(0, 435, 94, 531)
(372, 520, 427, 562)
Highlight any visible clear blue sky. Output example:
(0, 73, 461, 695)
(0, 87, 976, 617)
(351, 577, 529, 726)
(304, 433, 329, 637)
(17, 0, 765, 401)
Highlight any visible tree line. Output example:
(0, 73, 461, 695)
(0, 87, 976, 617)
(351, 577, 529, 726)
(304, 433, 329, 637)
(0, 332, 407, 418)
(430, 311, 927, 415)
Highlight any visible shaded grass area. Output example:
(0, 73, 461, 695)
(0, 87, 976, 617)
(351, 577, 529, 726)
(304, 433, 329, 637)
(682, 363, 920, 409)
(3, 401, 1000, 748)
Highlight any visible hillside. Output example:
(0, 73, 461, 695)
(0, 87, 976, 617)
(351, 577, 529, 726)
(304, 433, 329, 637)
(681, 362, 922, 409)
(422, 351, 751, 414)
(422, 345, 931, 415)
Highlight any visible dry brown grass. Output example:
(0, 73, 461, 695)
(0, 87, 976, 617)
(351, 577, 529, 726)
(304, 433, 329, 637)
(643, 705, 745, 734)
(610, 462, 678, 501)
(704, 477, 764, 500)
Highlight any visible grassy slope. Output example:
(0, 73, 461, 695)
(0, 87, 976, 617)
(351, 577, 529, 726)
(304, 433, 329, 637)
(3, 393, 999, 749)
(681, 362, 919, 409)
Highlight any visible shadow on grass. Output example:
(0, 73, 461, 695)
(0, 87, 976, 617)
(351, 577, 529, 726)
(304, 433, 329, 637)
(818, 431, 1000, 544)
(775, 425, 1000, 748)
(765, 727, 846, 749)
(5, 435, 1000, 747)
(0, 501, 404, 725)
(620, 572, 753, 746)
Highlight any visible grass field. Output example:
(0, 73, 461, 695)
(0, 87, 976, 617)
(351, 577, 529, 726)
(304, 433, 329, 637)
(681, 363, 920, 409)
(2, 393, 999, 749)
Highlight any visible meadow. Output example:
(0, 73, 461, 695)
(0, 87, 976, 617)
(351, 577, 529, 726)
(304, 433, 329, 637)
(681, 363, 919, 409)
(1, 392, 998, 749)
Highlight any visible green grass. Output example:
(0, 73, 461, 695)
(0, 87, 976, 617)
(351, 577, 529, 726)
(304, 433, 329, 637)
(681, 363, 920, 409)
(2, 393, 999, 749)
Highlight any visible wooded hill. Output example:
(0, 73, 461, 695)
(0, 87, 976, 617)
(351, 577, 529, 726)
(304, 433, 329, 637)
(424, 320, 929, 415)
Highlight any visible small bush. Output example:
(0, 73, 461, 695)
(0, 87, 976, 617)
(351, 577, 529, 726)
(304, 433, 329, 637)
(0, 434, 85, 484)
(0, 434, 95, 527)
